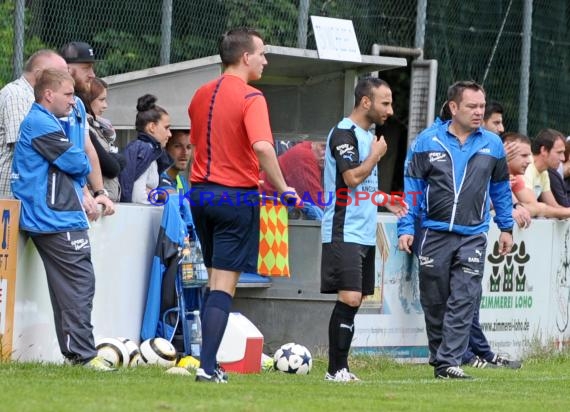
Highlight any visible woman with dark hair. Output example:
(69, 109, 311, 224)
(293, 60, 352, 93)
(78, 77, 125, 201)
(118, 94, 171, 203)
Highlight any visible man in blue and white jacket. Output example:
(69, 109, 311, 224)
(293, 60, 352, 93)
(397, 80, 513, 380)
(11, 68, 114, 371)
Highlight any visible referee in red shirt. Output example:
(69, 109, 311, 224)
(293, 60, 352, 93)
(188, 28, 300, 383)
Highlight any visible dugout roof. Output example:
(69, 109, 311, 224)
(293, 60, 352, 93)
(103, 45, 406, 140)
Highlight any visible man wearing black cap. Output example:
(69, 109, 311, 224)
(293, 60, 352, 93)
(59, 41, 115, 218)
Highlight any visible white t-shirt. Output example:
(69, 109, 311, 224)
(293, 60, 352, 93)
(132, 161, 158, 204)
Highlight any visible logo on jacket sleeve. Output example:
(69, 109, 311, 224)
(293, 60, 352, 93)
(335, 143, 356, 161)
(428, 152, 447, 162)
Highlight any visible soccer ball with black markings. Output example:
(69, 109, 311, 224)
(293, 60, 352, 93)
(96, 337, 130, 368)
(139, 338, 177, 368)
(117, 337, 144, 367)
(273, 342, 312, 375)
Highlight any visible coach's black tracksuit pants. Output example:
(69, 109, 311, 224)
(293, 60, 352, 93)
(31, 230, 98, 363)
(417, 229, 487, 372)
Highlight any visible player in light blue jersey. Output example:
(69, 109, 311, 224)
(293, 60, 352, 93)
(321, 77, 408, 382)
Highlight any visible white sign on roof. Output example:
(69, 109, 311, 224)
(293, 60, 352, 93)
(310, 16, 362, 62)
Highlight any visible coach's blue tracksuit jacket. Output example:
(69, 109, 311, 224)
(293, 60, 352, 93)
(397, 120, 513, 236)
(11, 102, 91, 233)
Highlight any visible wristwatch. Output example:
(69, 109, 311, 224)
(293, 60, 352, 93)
(500, 228, 513, 235)
(93, 189, 109, 198)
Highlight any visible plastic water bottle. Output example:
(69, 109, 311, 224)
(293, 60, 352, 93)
(190, 310, 202, 357)
(180, 237, 194, 286)
(193, 242, 207, 283)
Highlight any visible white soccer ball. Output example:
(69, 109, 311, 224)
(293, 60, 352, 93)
(117, 337, 144, 368)
(139, 338, 177, 368)
(273, 342, 312, 375)
(96, 337, 130, 368)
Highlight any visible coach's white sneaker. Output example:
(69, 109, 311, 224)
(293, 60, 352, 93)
(324, 368, 360, 382)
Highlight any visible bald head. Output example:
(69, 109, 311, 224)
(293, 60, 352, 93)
(23, 50, 68, 86)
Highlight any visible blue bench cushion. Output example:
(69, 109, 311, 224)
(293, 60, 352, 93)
(239, 272, 272, 283)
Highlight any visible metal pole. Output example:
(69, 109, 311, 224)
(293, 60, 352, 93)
(518, 0, 532, 135)
(297, 0, 310, 49)
(12, 0, 26, 79)
(414, 0, 427, 51)
(160, 0, 172, 66)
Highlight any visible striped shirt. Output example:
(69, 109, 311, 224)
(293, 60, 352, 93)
(0, 76, 34, 197)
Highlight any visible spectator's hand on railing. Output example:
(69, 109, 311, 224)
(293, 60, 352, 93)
(95, 194, 115, 216)
(513, 204, 531, 229)
(83, 191, 101, 221)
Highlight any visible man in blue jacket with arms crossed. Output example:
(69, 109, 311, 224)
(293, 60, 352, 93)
(398, 80, 513, 379)
(11, 68, 114, 371)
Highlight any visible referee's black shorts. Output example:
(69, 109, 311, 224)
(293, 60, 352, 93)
(320, 242, 375, 296)
(190, 184, 260, 274)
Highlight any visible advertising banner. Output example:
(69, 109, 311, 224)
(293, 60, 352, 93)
(0, 199, 20, 360)
(482, 220, 570, 357)
(354, 215, 570, 361)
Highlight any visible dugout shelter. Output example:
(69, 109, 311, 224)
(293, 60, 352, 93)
(102, 45, 407, 353)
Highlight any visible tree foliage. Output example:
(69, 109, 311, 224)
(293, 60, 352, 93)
(0, 2, 46, 87)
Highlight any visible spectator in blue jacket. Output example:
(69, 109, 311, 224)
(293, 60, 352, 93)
(11, 69, 115, 371)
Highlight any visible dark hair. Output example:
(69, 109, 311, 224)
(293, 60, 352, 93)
(34, 68, 74, 102)
(439, 101, 452, 121)
(78, 77, 108, 117)
(135, 94, 168, 133)
(502, 131, 531, 146)
(484, 101, 504, 121)
(531, 128, 565, 155)
(166, 130, 190, 149)
(354, 77, 390, 107)
(447, 80, 485, 104)
(218, 28, 263, 67)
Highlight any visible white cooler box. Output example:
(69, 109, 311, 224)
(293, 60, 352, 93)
(216, 312, 264, 374)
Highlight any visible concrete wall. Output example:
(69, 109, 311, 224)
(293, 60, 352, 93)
(10, 205, 570, 362)
(12, 204, 163, 362)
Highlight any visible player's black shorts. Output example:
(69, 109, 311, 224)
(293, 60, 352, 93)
(320, 242, 375, 296)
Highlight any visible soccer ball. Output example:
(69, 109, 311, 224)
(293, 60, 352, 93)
(273, 343, 312, 375)
(96, 337, 130, 368)
(139, 338, 177, 367)
(117, 337, 144, 368)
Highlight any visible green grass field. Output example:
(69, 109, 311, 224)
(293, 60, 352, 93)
(1, 352, 569, 412)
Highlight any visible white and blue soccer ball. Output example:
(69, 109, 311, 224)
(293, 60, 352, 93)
(273, 342, 312, 375)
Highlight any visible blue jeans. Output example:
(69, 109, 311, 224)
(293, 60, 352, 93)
(461, 294, 495, 364)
